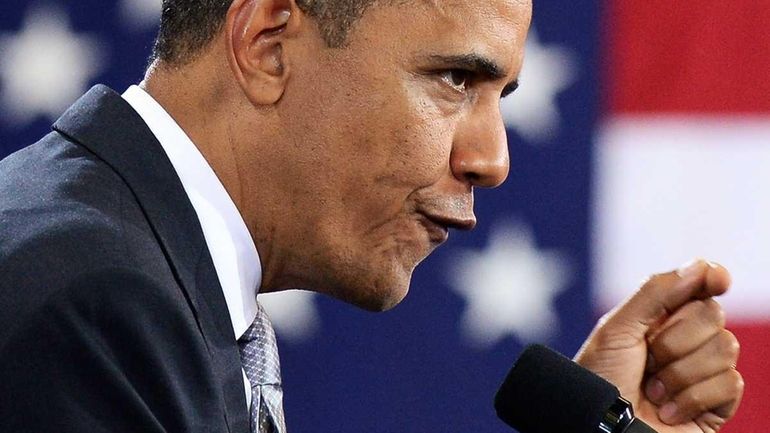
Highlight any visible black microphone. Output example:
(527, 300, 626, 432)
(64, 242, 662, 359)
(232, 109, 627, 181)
(494, 344, 658, 433)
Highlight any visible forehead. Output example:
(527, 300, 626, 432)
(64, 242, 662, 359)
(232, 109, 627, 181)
(410, 0, 532, 24)
(360, 0, 532, 74)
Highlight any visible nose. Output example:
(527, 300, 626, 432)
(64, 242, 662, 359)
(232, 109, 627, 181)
(449, 105, 510, 188)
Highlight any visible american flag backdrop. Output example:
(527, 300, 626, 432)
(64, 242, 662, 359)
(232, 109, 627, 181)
(0, 1, 766, 432)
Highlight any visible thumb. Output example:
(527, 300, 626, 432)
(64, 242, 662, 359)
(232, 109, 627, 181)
(602, 259, 731, 340)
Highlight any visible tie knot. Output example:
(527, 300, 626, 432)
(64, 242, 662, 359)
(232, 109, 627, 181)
(238, 302, 281, 386)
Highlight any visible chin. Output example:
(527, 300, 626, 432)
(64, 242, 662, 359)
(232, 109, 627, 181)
(359, 287, 409, 312)
(327, 265, 414, 312)
(336, 280, 410, 312)
(313, 239, 427, 311)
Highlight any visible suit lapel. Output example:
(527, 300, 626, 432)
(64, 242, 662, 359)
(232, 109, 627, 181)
(53, 85, 250, 433)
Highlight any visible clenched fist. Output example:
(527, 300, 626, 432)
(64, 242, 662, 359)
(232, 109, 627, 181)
(575, 260, 743, 433)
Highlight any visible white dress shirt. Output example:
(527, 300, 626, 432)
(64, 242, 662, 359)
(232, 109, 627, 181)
(122, 85, 259, 407)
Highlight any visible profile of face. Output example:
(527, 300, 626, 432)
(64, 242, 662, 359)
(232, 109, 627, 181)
(247, 0, 531, 311)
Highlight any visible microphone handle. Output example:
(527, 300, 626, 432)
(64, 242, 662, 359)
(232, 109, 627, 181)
(624, 418, 658, 433)
(599, 397, 659, 433)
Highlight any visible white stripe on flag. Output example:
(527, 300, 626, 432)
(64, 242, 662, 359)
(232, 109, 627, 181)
(593, 116, 770, 322)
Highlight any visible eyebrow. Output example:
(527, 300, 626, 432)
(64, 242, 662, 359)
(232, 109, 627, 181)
(425, 53, 520, 98)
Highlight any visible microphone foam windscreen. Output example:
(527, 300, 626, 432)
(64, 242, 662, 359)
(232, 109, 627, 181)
(494, 344, 620, 433)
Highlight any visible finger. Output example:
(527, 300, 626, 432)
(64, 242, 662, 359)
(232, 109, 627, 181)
(603, 260, 731, 340)
(657, 368, 744, 425)
(706, 381, 745, 429)
(645, 329, 739, 404)
(647, 298, 726, 368)
(694, 412, 729, 433)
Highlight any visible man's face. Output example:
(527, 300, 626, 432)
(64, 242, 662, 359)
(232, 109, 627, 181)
(271, 0, 531, 310)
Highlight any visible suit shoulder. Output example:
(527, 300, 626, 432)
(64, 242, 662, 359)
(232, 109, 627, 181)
(0, 130, 153, 268)
(0, 132, 175, 339)
(0, 130, 129, 216)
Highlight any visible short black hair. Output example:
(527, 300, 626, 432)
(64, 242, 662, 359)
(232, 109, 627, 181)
(152, 0, 378, 64)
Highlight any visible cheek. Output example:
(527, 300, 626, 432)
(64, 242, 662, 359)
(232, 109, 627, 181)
(290, 63, 456, 226)
(342, 124, 453, 247)
(339, 112, 453, 226)
(369, 92, 457, 190)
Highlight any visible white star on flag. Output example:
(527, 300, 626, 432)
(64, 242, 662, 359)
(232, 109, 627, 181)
(121, 0, 162, 29)
(0, 5, 106, 126)
(501, 27, 578, 142)
(259, 290, 320, 343)
(449, 220, 572, 347)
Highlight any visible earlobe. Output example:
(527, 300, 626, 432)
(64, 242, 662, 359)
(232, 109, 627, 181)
(226, 0, 294, 105)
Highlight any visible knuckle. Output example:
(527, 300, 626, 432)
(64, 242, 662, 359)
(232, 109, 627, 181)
(717, 330, 740, 361)
(702, 299, 726, 325)
(727, 333, 741, 360)
(730, 370, 745, 395)
(682, 389, 708, 413)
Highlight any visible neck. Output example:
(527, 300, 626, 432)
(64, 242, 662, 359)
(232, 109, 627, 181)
(142, 56, 316, 292)
(140, 59, 280, 291)
(143, 60, 244, 204)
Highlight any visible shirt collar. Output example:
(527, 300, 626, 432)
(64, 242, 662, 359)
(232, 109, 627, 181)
(122, 85, 261, 339)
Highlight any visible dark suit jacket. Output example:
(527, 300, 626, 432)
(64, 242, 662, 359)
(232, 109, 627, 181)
(0, 85, 251, 432)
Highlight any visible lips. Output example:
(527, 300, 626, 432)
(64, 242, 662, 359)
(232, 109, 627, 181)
(413, 193, 476, 245)
(418, 211, 477, 244)
(419, 215, 450, 243)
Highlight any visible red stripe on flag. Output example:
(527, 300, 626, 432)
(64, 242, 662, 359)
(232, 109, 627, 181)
(723, 323, 770, 432)
(606, 1, 770, 113)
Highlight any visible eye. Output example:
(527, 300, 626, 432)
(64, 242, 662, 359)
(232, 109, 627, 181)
(439, 69, 471, 92)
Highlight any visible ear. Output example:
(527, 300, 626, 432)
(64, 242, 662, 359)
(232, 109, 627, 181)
(225, 0, 296, 105)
